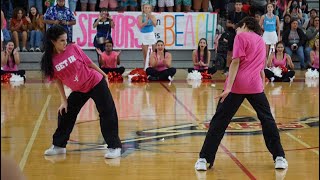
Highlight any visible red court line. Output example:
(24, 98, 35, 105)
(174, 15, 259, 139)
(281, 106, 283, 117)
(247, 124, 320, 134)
(160, 82, 257, 180)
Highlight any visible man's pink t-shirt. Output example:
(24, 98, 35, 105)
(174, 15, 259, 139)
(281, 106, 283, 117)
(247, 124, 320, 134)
(225, 32, 266, 94)
(100, 51, 118, 68)
(52, 44, 103, 93)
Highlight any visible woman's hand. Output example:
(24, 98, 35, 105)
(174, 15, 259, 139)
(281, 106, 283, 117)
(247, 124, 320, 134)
(13, 48, 18, 55)
(58, 100, 68, 115)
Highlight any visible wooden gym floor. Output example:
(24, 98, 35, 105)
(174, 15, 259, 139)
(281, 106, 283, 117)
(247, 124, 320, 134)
(1, 70, 319, 180)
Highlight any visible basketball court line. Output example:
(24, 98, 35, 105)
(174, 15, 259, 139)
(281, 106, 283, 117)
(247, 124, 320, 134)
(19, 95, 52, 171)
(240, 99, 319, 156)
(160, 82, 257, 179)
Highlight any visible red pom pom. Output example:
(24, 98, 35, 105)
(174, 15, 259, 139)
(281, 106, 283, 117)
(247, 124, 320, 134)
(280, 66, 288, 74)
(107, 72, 123, 82)
(1, 73, 12, 83)
(129, 68, 148, 82)
(201, 71, 212, 80)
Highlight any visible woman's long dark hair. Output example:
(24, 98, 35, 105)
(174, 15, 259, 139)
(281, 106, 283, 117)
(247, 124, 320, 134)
(236, 16, 263, 36)
(28, 6, 40, 20)
(154, 40, 168, 57)
(41, 25, 67, 79)
(197, 38, 208, 64)
(5, 41, 15, 68)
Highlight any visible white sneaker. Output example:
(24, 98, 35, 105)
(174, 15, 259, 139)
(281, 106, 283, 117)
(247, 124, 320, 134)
(44, 145, 66, 156)
(270, 77, 275, 82)
(275, 156, 288, 169)
(168, 76, 174, 81)
(104, 148, 121, 159)
(195, 158, 207, 171)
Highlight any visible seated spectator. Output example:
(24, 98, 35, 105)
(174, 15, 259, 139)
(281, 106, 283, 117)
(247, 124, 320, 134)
(99, 0, 118, 11)
(96, 40, 125, 75)
(282, 19, 307, 69)
(305, 16, 319, 67)
(146, 40, 176, 81)
(28, 0, 43, 14)
(281, 14, 292, 34)
(288, 1, 304, 26)
(210, 0, 227, 17)
(310, 38, 319, 71)
(193, 0, 209, 12)
(254, 11, 262, 23)
(28, 6, 45, 52)
(265, 41, 295, 82)
(68, 0, 78, 12)
(80, 0, 96, 11)
(288, 0, 308, 24)
(141, 0, 157, 12)
(93, 8, 114, 53)
(10, 7, 31, 52)
(188, 38, 217, 75)
(43, 0, 76, 43)
(1, 41, 25, 78)
(158, 0, 174, 12)
(303, 9, 318, 30)
(118, 0, 137, 11)
(273, 0, 288, 20)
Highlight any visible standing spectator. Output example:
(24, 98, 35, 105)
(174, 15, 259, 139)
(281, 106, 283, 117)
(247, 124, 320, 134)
(193, 0, 209, 12)
(28, 0, 43, 14)
(141, 0, 157, 11)
(146, 40, 176, 81)
(310, 38, 319, 71)
(118, 0, 138, 11)
(158, 0, 174, 12)
(10, 7, 31, 52)
(138, 4, 157, 67)
(255, 11, 262, 23)
(225, 0, 247, 74)
(1, 41, 25, 77)
(305, 16, 319, 67)
(28, 6, 45, 52)
(96, 39, 125, 75)
(303, 9, 318, 30)
(99, 0, 118, 11)
(260, 3, 281, 61)
(80, 0, 97, 11)
(44, 0, 76, 43)
(282, 19, 307, 69)
(265, 41, 295, 82)
(93, 8, 115, 62)
(175, 0, 191, 12)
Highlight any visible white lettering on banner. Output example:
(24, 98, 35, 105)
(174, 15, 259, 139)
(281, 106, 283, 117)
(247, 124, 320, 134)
(72, 12, 217, 50)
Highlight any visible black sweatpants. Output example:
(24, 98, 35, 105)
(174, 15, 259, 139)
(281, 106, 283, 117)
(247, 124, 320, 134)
(146, 67, 176, 81)
(264, 69, 295, 82)
(102, 67, 125, 75)
(188, 67, 217, 75)
(200, 92, 285, 167)
(52, 78, 122, 149)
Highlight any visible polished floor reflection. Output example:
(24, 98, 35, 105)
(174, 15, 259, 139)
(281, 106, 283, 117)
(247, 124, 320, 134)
(1, 70, 319, 180)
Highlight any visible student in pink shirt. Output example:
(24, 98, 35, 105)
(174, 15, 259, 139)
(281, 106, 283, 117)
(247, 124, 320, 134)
(310, 38, 319, 71)
(195, 17, 288, 171)
(96, 39, 125, 75)
(41, 25, 122, 159)
(188, 38, 217, 75)
(1, 41, 25, 78)
(146, 40, 176, 81)
(264, 41, 295, 82)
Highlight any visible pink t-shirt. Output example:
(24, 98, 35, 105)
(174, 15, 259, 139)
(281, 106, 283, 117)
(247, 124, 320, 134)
(224, 32, 265, 94)
(52, 44, 103, 93)
(272, 53, 287, 67)
(100, 51, 119, 68)
(311, 51, 319, 69)
(153, 52, 169, 71)
(2, 56, 18, 71)
(194, 51, 209, 70)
